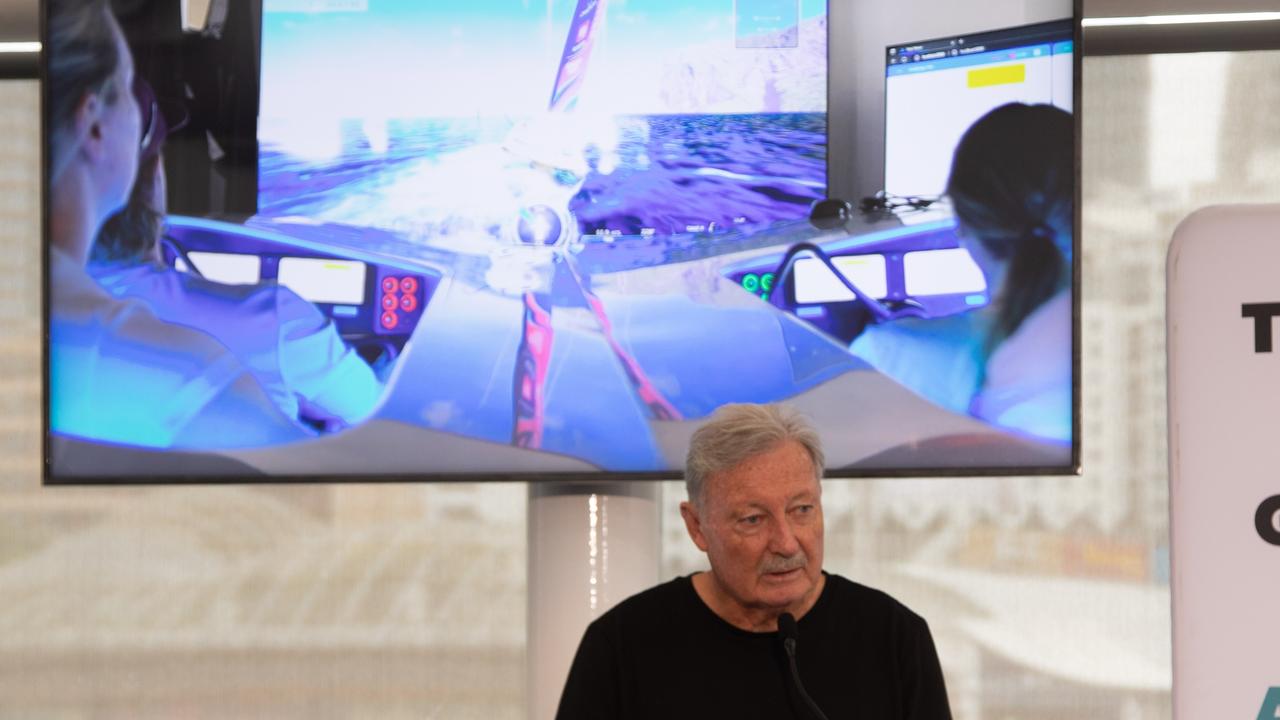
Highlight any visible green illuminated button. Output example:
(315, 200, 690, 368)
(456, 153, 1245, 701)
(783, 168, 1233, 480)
(761, 272, 776, 293)
(742, 273, 760, 292)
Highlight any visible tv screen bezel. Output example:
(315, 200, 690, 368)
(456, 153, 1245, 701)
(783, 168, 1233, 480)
(40, 0, 1082, 484)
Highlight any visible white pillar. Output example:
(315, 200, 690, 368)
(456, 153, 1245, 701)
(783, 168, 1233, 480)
(527, 482, 661, 720)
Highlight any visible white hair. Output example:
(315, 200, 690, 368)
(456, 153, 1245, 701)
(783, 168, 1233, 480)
(684, 403, 823, 507)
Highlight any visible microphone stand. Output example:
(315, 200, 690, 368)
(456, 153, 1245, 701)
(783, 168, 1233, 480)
(778, 613, 832, 720)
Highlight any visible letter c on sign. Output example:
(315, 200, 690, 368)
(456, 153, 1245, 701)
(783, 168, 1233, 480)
(1257, 495, 1280, 546)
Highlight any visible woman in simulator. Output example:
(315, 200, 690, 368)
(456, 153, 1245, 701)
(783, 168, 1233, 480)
(850, 103, 1072, 443)
(90, 78, 383, 430)
(47, 0, 304, 450)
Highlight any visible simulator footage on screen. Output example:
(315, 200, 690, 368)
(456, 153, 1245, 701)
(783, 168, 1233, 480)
(45, 0, 1075, 480)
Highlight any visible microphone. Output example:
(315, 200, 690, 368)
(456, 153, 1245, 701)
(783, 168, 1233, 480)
(777, 613, 831, 720)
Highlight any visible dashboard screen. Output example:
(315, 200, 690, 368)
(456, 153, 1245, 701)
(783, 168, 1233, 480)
(277, 257, 367, 305)
(794, 254, 889, 304)
(186, 252, 262, 285)
(903, 248, 986, 296)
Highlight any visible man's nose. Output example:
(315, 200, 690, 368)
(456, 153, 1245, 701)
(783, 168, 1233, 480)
(769, 516, 801, 556)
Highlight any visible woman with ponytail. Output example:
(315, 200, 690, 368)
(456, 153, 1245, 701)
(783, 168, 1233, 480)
(47, 0, 303, 449)
(851, 103, 1072, 443)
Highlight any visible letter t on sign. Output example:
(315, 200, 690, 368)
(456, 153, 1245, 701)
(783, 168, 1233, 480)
(1242, 303, 1280, 352)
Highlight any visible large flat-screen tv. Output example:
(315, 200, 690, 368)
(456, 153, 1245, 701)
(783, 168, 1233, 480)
(43, 0, 1078, 482)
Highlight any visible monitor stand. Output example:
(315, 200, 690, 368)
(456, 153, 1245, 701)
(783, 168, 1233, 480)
(527, 482, 661, 720)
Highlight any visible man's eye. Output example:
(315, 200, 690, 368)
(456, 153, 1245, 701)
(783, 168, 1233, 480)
(740, 515, 763, 526)
(793, 505, 814, 515)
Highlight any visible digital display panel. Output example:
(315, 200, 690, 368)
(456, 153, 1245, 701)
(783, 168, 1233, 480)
(186, 252, 262, 285)
(44, 0, 1076, 482)
(794, 255, 889, 304)
(903, 248, 986, 296)
(277, 257, 366, 305)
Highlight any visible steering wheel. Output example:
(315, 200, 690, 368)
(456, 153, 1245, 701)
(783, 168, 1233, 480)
(160, 234, 205, 279)
(766, 242, 927, 341)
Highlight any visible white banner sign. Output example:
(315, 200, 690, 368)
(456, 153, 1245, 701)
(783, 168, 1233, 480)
(1167, 204, 1280, 720)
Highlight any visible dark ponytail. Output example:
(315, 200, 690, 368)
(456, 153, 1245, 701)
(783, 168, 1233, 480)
(946, 103, 1072, 352)
(993, 223, 1063, 349)
(93, 154, 165, 266)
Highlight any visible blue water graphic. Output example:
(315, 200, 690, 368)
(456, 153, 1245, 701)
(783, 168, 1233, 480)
(258, 113, 825, 250)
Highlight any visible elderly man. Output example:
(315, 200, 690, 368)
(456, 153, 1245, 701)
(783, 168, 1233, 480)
(557, 403, 952, 719)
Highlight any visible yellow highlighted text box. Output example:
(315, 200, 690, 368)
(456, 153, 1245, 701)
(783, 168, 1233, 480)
(968, 63, 1025, 88)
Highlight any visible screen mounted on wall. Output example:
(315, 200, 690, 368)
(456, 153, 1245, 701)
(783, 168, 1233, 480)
(43, 0, 1077, 482)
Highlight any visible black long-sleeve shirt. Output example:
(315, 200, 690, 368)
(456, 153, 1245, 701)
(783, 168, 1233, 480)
(557, 572, 952, 720)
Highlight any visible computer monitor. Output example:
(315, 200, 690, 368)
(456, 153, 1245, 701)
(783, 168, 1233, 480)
(883, 19, 1073, 198)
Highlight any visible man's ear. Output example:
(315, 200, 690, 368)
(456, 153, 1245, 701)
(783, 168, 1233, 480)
(680, 501, 710, 553)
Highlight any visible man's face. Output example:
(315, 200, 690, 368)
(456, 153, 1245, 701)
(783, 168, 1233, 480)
(682, 440, 824, 614)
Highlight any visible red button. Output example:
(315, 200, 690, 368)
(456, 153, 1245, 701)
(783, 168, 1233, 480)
(380, 311, 399, 330)
(382, 293, 398, 310)
(382, 276, 399, 293)
(400, 277, 418, 294)
(400, 293, 418, 312)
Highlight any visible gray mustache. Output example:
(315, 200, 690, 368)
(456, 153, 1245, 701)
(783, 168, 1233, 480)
(759, 551, 807, 574)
